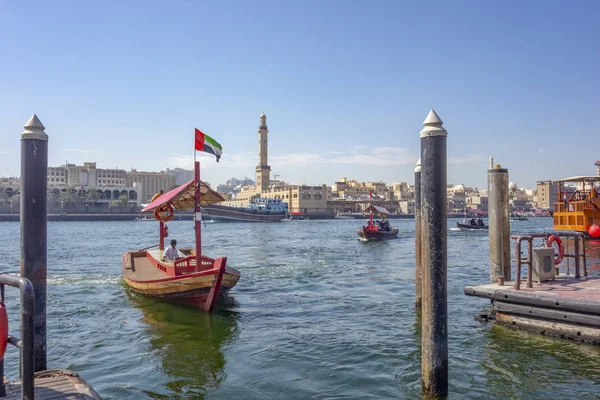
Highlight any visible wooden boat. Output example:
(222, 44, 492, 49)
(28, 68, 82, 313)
(122, 161, 240, 312)
(358, 194, 399, 240)
(552, 176, 600, 238)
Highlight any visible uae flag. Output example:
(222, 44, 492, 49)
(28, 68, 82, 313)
(195, 128, 222, 162)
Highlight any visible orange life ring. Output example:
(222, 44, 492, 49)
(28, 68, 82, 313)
(547, 234, 564, 265)
(0, 302, 8, 361)
(154, 203, 174, 222)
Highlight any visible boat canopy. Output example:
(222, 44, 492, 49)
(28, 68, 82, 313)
(365, 205, 391, 215)
(142, 179, 225, 212)
(552, 176, 600, 183)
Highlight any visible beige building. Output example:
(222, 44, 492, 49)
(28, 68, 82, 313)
(466, 195, 488, 212)
(332, 178, 388, 199)
(126, 170, 176, 202)
(536, 180, 559, 210)
(391, 182, 413, 200)
(399, 200, 415, 214)
(47, 162, 127, 188)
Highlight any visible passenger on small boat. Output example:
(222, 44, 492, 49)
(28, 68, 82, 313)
(163, 239, 179, 261)
(376, 219, 392, 232)
(477, 218, 484, 227)
(470, 218, 477, 226)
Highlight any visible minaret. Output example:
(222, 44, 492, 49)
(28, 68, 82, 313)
(256, 112, 271, 191)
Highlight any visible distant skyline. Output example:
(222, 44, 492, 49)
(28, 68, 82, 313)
(0, 1, 598, 189)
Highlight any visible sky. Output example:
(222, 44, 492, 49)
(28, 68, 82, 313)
(0, 0, 598, 190)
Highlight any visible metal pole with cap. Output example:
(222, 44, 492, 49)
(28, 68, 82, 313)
(20, 114, 48, 372)
(488, 161, 510, 283)
(419, 109, 448, 396)
(414, 158, 422, 309)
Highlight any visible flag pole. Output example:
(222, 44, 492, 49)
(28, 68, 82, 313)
(194, 133, 201, 272)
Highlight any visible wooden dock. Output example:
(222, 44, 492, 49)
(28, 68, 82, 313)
(3, 369, 101, 400)
(465, 276, 600, 344)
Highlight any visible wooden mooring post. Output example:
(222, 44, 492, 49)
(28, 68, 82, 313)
(415, 158, 422, 309)
(1, 115, 102, 399)
(419, 109, 448, 396)
(488, 160, 510, 283)
(20, 114, 48, 372)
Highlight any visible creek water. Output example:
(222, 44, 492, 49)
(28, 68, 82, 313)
(1, 218, 600, 399)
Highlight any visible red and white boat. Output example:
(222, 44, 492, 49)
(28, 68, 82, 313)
(358, 192, 399, 241)
(122, 161, 240, 312)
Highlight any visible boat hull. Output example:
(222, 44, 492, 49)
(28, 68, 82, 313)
(202, 204, 285, 222)
(122, 250, 240, 310)
(358, 228, 399, 241)
(456, 222, 488, 230)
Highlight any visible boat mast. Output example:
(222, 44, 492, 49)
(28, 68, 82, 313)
(194, 161, 202, 271)
(369, 190, 373, 227)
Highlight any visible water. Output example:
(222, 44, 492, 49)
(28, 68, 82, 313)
(1, 218, 600, 399)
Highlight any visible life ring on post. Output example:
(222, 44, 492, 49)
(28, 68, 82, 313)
(0, 302, 8, 361)
(547, 234, 564, 265)
(154, 204, 174, 222)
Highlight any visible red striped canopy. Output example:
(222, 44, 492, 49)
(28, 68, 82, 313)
(142, 179, 225, 212)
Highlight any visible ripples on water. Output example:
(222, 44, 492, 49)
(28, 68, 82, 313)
(1, 218, 600, 399)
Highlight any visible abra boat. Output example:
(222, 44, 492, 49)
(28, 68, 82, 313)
(202, 198, 288, 222)
(358, 193, 399, 241)
(122, 161, 240, 312)
(552, 175, 600, 238)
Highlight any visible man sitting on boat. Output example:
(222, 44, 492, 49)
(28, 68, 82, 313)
(477, 218, 484, 227)
(163, 239, 180, 262)
(470, 218, 477, 226)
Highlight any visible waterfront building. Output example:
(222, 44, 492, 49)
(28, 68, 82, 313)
(166, 168, 194, 185)
(596, 159, 600, 176)
(126, 169, 176, 202)
(466, 195, 488, 212)
(536, 180, 559, 210)
(47, 162, 127, 188)
(332, 178, 389, 199)
(399, 200, 415, 214)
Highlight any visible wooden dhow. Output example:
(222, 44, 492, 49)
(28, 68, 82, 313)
(552, 176, 600, 239)
(122, 161, 240, 312)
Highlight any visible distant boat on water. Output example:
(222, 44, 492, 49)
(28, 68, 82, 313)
(202, 198, 288, 222)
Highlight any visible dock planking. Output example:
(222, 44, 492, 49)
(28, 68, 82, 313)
(3, 369, 101, 400)
(466, 276, 600, 343)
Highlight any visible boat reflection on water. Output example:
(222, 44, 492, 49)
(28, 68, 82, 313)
(125, 290, 239, 399)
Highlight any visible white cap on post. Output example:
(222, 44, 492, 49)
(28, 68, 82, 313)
(415, 158, 422, 173)
(419, 109, 447, 138)
(21, 114, 48, 141)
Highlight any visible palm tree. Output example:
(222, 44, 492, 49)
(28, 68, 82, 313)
(86, 189, 101, 202)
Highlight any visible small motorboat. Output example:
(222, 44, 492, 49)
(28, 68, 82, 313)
(358, 193, 399, 241)
(456, 221, 488, 230)
(510, 214, 528, 221)
(122, 161, 240, 312)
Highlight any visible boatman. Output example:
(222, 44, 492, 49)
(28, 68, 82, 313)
(163, 239, 179, 261)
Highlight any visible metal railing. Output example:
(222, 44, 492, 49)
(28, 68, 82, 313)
(511, 232, 587, 291)
(0, 273, 35, 400)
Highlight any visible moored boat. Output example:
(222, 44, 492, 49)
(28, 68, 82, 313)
(552, 176, 600, 239)
(122, 161, 240, 312)
(202, 198, 287, 222)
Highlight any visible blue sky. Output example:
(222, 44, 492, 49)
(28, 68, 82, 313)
(0, 0, 598, 189)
